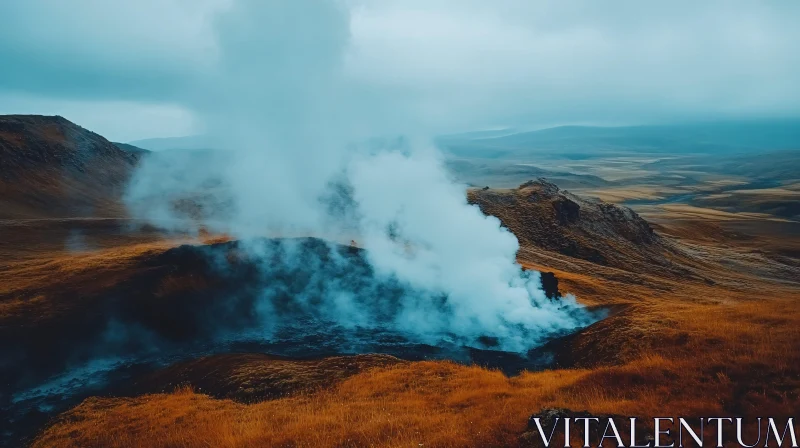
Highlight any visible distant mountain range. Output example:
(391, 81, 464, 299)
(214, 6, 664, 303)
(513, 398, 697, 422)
(128, 120, 800, 158)
(128, 135, 219, 152)
(437, 120, 800, 159)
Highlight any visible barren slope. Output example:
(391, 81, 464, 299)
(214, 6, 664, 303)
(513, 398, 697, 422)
(0, 115, 146, 219)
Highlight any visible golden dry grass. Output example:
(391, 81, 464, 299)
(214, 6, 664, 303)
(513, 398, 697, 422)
(0, 239, 188, 321)
(573, 185, 687, 203)
(28, 359, 668, 448)
(33, 322, 800, 448)
(32, 252, 800, 447)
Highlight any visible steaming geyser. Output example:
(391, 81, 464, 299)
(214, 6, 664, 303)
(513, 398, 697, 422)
(125, 0, 596, 352)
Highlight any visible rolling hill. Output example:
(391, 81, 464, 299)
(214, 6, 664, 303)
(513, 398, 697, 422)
(0, 115, 146, 219)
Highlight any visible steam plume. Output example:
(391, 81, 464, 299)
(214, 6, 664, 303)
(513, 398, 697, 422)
(125, 0, 595, 351)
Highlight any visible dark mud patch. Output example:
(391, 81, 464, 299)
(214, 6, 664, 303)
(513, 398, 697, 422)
(127, 353, 405, 402)
(527, 304, 628, 369)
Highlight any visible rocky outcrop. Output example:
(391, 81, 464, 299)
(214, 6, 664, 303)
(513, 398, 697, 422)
(468, 179, 690, 275)
(539, 271, 561, 300)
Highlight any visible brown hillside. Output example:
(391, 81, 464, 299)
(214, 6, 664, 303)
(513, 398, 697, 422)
(0, 115, 145, 219)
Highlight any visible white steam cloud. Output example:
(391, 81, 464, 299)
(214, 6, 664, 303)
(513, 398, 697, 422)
(125, 0, 595, 351)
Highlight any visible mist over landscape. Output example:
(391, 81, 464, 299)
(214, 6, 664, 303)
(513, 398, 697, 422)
(113, 0, 602, 352)
(1, 1, 799, 447)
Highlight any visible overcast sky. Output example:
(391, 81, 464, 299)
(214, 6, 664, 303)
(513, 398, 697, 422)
(1, 0, 798, 141)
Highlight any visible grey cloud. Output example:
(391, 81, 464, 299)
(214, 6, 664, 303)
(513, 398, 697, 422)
(2, 0, 799, 135)
(0, 0, 223, 102)
(348, 0, 800, 127)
